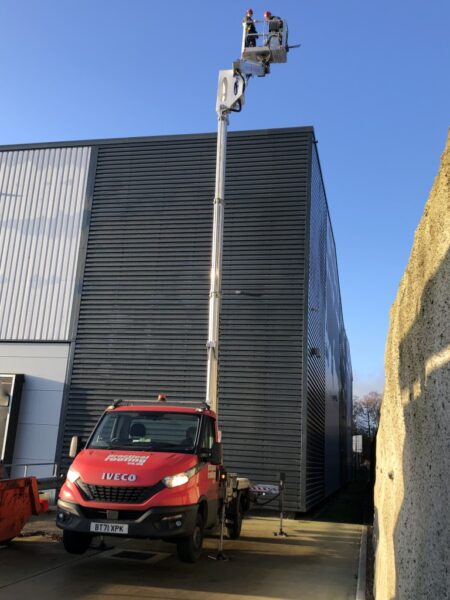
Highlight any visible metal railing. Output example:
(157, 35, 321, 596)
(1, 461, 58, 477)
(0, 462, 64, 490)
(241, 18, 288, 55)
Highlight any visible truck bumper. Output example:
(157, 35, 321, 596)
(56, 500, 198, 539)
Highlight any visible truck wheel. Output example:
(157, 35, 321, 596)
(176, 513, 204, 563)
(62, 530, 92, 554)
(227, 493, 243, 540)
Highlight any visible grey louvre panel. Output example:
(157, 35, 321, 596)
(219, 131, 310, 511)
(324, 216, 343, 497)
(305, 143, 327, 509)
(0, 147, 91, 340)
(61, 128, 313, 511)
(304, 143, 353, 509)
(340, 333, 353, 484)
(65, 134, 216, 440)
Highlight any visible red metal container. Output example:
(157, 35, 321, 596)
(0, 477, 43, 544)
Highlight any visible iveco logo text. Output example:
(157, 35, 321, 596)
(101, 473, 137, 482)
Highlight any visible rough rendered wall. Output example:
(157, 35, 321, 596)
(374, 132, 450, 599)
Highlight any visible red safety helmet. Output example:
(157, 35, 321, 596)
(247, 8, 253, 15)
(264, 10, 272, 19)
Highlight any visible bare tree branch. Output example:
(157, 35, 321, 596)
(353, 391, 382, 440)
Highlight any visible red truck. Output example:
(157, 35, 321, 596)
(57, 403, 248, 562)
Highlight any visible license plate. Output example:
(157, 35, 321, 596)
(90, 522, 129, 534)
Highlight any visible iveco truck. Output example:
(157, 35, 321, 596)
(57, 403, 248, 562)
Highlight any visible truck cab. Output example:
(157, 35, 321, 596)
(57, 404, 224, 562)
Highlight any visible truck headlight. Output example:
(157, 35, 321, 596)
(163, 467, 196, 488)
(163, 473, 189, 488)
(66, 468, 81, 483)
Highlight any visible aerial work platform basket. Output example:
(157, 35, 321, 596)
(241, 17, 289, 65)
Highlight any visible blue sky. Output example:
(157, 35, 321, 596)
(1, 0, 449, 396)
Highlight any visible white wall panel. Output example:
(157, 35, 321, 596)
(0, 342, 69, 477)
(0, 146, 91, 340)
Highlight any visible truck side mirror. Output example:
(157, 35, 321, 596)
(210, 441, 223, 465)
(69, 435, 81, 458)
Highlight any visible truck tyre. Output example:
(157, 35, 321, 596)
(227, 492, 243, 540)
(176, 513, 204, 563)
(62, 530, 92, 554)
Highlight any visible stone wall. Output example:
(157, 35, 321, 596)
(374, 131, 450, 599)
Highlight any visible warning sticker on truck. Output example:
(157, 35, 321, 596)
(250, 484, 280, 494)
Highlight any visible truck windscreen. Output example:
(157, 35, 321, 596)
(87, 411, 200, 453)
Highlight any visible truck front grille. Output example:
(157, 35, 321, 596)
(79, 506, 148, 521)
(76, 480, 164, 504)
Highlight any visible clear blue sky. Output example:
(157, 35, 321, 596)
(1, 0, 449, 396)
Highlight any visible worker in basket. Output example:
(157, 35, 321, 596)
(243, 8, 258, 47)
(264, 10, 284, 46)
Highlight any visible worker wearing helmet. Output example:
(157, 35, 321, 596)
(264, 10, 284, 46)
(243, 8, 258, 48)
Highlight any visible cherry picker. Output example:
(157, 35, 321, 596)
(57, 13, 296, 562)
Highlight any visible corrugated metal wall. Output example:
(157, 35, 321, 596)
(219, 130, 310, 510)
(60, 129, 312, 511)
(66, 134, 216, 424)
(305, 143, 327, 510)
(324, 195, 346, 496)
(304, 143, 352, 509)
(0, 147, 91, 341)
(340, 332, 353, 484)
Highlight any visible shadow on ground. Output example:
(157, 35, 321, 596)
(301, 477, 374, 526)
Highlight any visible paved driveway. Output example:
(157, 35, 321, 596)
(0, 515, 361, 600)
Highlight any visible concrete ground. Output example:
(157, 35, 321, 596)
(0, 512, 361, 600)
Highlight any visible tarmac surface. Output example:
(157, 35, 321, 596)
(0, 512, 361, 600)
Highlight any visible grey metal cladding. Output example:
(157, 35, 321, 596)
(340, 332, 353, 483)
(305, 143, 327, 510)
(324, 211, 353, 490)
(61, 128, 312, 511)
(220, 132, 310, 511)
(305, 143, 353, 509)
(0, 147, 91, 340)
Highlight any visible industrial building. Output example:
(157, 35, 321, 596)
(0, 127, 352, 512)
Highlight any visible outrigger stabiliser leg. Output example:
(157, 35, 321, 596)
(209, 470, 232, 561)
(274, 472, 288, 537)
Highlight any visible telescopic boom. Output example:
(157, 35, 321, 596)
(205, 13, 295, 413)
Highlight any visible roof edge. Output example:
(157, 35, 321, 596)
(0, 126, 315, 152)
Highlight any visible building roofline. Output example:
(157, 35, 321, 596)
(0, 126, 315, 152)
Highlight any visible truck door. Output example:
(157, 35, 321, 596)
(198, 416, 219, 526)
